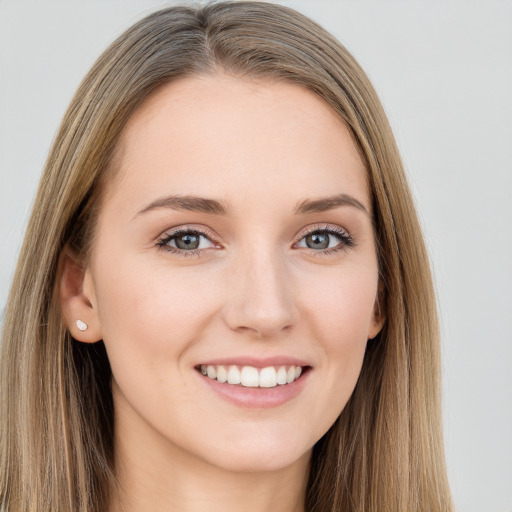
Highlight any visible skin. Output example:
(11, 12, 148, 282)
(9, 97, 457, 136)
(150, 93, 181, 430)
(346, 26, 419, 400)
(60, 75, 384, 512)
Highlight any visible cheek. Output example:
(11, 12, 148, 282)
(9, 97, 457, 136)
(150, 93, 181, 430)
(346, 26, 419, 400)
(92, 257, 219, 378)
(299, 265, 378, 422)
(304, 263, 378, 348)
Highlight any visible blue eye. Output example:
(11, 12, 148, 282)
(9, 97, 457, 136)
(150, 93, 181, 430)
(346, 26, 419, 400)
(296, 227, 354, 253)
(156, 225, 354, 258)
(157, 229, 216, 254)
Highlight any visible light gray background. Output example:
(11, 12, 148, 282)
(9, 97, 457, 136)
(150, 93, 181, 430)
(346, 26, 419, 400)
(1, 1, 511, 511)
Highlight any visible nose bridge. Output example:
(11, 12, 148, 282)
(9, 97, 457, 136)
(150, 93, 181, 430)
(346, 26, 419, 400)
(223, 241, 298, 337)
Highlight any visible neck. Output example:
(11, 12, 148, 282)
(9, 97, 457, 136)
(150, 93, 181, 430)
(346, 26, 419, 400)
(109, 410, 310, 512)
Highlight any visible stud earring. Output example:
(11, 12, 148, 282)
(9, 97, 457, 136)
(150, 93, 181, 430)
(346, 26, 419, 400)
(76, 320, 88, 331)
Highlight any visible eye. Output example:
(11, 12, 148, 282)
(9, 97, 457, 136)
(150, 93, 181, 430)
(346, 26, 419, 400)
(295, 226, 354, 253)
(156, 228, 218, 254)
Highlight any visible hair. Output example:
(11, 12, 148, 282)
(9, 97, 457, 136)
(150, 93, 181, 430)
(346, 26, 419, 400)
(0, 2, 453, 511)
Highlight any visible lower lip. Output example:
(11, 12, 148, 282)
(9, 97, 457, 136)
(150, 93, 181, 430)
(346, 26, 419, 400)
(197, 369, 311, 409)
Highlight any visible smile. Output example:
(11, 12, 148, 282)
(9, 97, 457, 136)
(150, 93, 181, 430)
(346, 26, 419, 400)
(199, 364, 303, 388)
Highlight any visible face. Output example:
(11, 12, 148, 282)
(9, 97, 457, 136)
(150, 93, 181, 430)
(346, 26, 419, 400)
(67, 75, 383, 474)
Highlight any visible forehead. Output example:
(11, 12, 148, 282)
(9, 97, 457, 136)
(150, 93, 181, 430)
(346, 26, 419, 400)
(105, 74, 369, 215)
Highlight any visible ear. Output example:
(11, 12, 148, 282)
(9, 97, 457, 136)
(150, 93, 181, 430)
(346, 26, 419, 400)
(368, 279, 386, 340)
(59, 245, 102, 343)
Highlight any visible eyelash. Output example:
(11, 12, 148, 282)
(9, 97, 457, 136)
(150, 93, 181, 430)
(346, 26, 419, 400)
(298, 225, 355, 256)
(155, 224, 355, 258)
(156, 227, 219, 257)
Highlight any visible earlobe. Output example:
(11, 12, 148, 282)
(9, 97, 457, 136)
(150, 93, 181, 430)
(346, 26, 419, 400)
(368, 281, 386, 340)
(368, 310, 385, 340)
(59, 246, 102, 343)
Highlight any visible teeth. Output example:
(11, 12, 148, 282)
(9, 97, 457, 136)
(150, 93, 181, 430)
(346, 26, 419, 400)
(227, 365, 241, 385)
(216, 365, 227, 383)
(200, 364, 305, 387)
(276, 366, 287, 385)
(259, 367, 277, 388)
(207, 365, 216, 379)
(241, 366, 259, 387)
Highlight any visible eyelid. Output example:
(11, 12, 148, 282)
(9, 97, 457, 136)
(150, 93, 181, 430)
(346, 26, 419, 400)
(156, 224, 219, 243)
(154, 223, 355, 257)
(293, 223, 352, 242)
(292, 223, 355, 253)
(155, 225, 222, 255)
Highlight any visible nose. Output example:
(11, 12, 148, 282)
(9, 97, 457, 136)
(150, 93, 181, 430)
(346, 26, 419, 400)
(223, 247, 299, 339)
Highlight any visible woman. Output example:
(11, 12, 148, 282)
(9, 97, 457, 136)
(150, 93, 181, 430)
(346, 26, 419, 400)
(0, 2, 453, 511)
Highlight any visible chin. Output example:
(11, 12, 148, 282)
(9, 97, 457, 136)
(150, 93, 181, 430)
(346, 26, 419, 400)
(207, 451, 310, 474)
(196, 430, 313, 474)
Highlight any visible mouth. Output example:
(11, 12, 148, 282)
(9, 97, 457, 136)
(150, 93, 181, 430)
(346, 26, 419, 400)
(195, 363, 310, 388)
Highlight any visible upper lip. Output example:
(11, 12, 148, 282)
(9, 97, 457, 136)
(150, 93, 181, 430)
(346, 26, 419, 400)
(196, 356, 311, 368)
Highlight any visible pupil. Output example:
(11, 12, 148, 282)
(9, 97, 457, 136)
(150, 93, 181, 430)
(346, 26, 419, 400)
(176, 234, 199, 250)
(306, 232, 329, 249)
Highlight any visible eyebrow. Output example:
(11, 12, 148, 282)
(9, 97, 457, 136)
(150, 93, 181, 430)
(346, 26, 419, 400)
(134, 192, 369, 218)
(293, 193, 369, 216)
(135, 195, 229, 218)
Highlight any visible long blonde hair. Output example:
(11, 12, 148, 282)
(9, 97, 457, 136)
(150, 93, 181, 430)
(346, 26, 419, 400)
(0, 2, 452, 511)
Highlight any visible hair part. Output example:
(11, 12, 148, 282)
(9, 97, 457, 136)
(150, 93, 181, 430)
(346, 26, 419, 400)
(1, 2, 452, 511)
